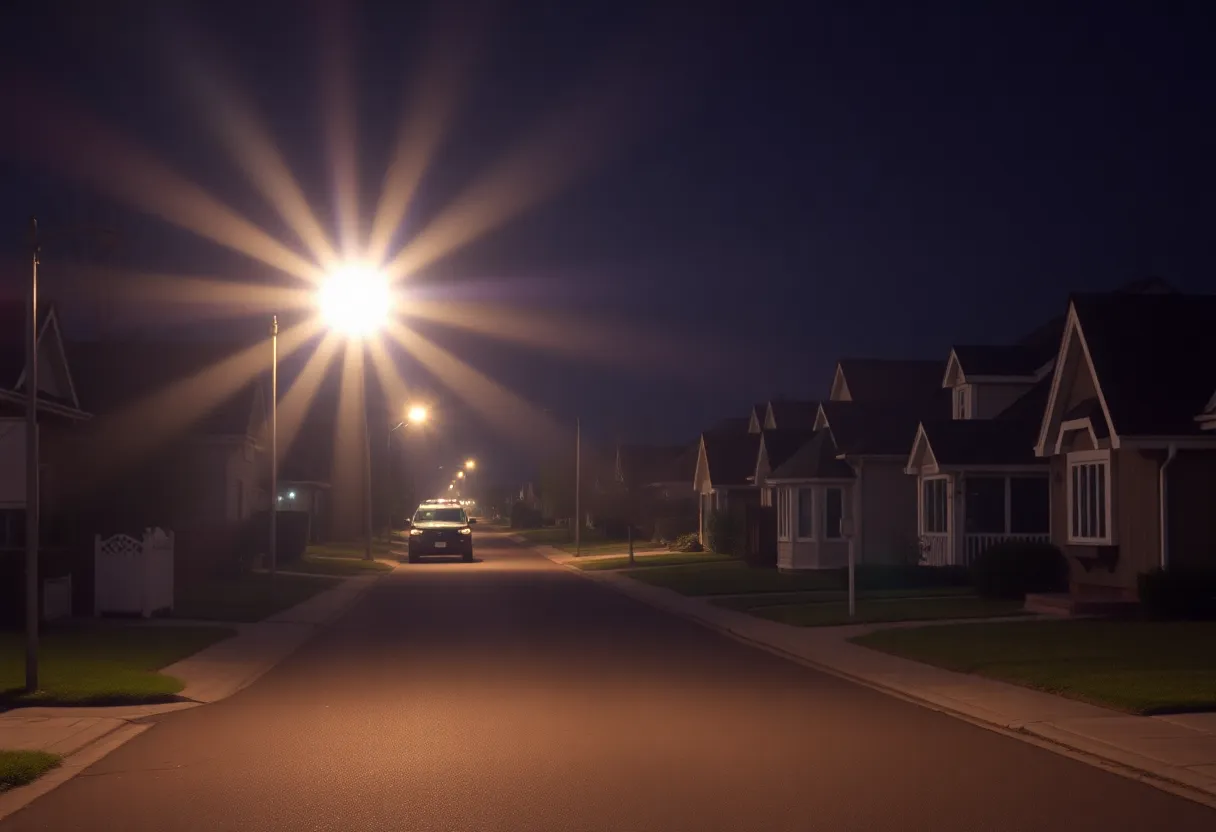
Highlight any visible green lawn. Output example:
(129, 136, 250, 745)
(175, 573, 341, 622)
(624, 561, 843, 595)
(710, 586, 975, 610)
(0, 751, 61, 793)
(0, 625, 234, 708)
(853, 620, 1216, 714)
(287, 550, 393, 576)
(572, 552, 734, 571)
(743, 597, 1025, 628)
(305, 540, 397, 560)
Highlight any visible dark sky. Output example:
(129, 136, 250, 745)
(2, 0, 1215, 478)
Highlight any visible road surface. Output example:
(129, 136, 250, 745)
(4, 533, 1214, 830)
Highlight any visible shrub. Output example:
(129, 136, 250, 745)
(706, 509, 744, 557)
(1138, 568, 1216, 620)
(668, 533, 704, 553)
(970, 540, 1068, 599)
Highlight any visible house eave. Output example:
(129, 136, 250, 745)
(921, 463, 1048, 473)
(766, 476, 855, 485)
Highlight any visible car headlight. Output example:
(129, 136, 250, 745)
(459, 527, 472, 535)
(409, 528, 423, 536)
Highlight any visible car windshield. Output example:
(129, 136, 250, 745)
(413, 507, 467, 524)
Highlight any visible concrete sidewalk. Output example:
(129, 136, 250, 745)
(0, 570, 386, 815)
(525, 539, 1216, 806)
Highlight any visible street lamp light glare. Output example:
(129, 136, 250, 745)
(318, 263, 391, 337)
(465, 459, 476, 470)
(407, 404, 429, 423)
(457, 470, 464, 478)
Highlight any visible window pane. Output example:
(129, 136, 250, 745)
(1070, 466, 1079, 538)
(825, 488, 843, 539)
(798, 489, 814, 538)
(1009, 477, 1050, 534)
(964, 477, 1005, 534)
(923, 480, 947, 534)
(1096, 463, 1107, 539)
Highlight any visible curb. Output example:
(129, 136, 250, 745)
(522, 541, 1216, 810)
(0, 569, 388, 820)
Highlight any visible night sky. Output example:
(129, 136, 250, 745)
(2, 1, 1215, 479)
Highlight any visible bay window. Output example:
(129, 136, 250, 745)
(824, 487, 844, 540)
(797, 488, 814, 539)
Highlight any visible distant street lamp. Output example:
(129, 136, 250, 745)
(268, 315, 279, 578)
(317, 264, 392, 560)
(387, 404, 429, 534)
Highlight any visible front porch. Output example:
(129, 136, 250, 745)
(918, 472, 1050, 567)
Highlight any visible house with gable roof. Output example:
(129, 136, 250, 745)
(1033, 290, 1216, 602)
(760, 358, 949, 570)
(0, 300, 92, 623)
(693, 430, 761, 545)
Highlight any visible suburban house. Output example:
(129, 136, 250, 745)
(1033, 291, 1216, 602)
(753, 428, 816, 508)
(693, 431, 761, 544)
(0, 301, 92, 622)
(766, 428, 854, 570)
(904, 339, 1058, 566)
(65, 339, 270, 579)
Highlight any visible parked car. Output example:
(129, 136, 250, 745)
(405, 504, 476, 563)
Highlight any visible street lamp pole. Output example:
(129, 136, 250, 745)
(25, 217, 40, 693)
(575, 416, 581, 557)
(269, 316, 278, 577)
(362, 345, 373, 561)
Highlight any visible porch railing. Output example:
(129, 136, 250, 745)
(919, 534, 950, 566)
(963, 533, 1050, 564)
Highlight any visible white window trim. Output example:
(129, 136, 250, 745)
(777, 488, 791, 542)
(824, 486, 845, 540)
(922, 475, 949, 535)
(795, 487, 816, 542)
(1066, 449, 1113, 545)
(954, 385, 972, 420)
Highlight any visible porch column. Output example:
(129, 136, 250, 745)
(1004, 476, 1012, 535)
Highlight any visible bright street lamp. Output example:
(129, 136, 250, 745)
(465, 459, 476, 470)
(407, 404, 429, 424)
(317, 263, 393, 561)
(456, 470, 464, 479)
(317, 263, 392, 338)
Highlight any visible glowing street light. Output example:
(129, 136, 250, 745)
(457, 470, 464, 479)
(407, 404, 429, 424)
(464, 459, 476, 470)
(317, 263, 392, 338)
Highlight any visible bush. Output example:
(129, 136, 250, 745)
(706, 509, 744, 558)
(668, 533, 704, 553)
(1138, 568, 1216, 620)
(970, 540, 1068, 599)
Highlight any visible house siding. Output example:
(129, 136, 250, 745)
(1166, 450, 1216, 571)
(972, 382, 1033, 420)
(859, 460, 918, 564)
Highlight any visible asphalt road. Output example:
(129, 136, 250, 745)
(4, 533, 1214, 831)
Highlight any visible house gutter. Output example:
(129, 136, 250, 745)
(1159, 444, 1178, 569)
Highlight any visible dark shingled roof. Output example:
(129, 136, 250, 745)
(1071, 292, 1216, 437)
(836, 358, 945, 403)
(758, 429, 817, 475)
(917, 419, 1043, 467)
(700, 432, 762, 487)
(66, 339, 264, 436)
(766, 400, 820, 429)
(770, 429, 854, 480)
(951, 344, 1049, 379)
(819, 390, 951, 457)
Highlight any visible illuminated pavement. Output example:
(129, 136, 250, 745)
(4, 533, 1214, 830)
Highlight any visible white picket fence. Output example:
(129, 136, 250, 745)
(94, 528, 175, 617)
